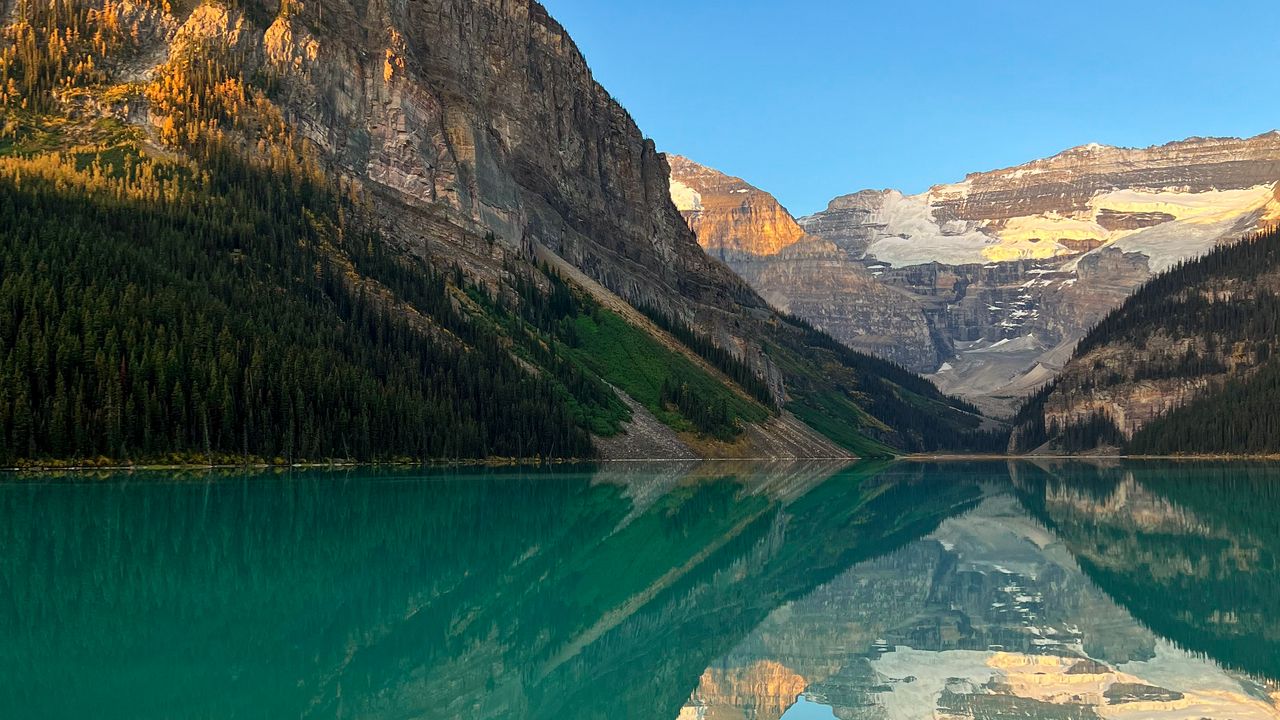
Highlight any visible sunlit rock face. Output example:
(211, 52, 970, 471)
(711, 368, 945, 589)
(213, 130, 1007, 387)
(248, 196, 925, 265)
(87, 0, 894, 456)
(249, 0, 770, 328)
(673, 135, 1280, 412)
(687, 660, 808, 720)
(668, 155, 806, 259)
(804, 134, 1280, 268)
(818, 135, 1280, 414)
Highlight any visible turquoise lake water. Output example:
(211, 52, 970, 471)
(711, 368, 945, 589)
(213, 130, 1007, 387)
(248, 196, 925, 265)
(1, 460, 1277, 718)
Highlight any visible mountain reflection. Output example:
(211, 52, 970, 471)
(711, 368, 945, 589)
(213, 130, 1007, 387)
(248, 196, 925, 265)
(684, 462, 1280, 720)
(1012, 461, 1280, 684)
(0, 461, 1276, 719)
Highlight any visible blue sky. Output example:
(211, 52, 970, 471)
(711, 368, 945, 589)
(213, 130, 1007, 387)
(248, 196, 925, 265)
(541, 0, 1280, 216)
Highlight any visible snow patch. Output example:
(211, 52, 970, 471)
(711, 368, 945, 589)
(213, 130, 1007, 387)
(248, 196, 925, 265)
(998, 213, 1106, 250)
(854, 182, 1278, 268)
(668, 179, 703, 213)
(862, 191, 999, 266)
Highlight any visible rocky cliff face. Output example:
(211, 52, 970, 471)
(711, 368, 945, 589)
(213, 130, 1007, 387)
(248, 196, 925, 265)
(805, 135, 1280, 268)
(728, 242, 941, 371)
(13, 0, 996, 456)
(667, 154, 805, 259)
(246, 0, 871, 455)
(1040, 335, 1220, 443)
(932, 135, 1280, 228)
(813, 135, 1280, 415)
(674, 135, 1280, 413)
(45, 0, 760, 330)
(253, 0, 764, 329)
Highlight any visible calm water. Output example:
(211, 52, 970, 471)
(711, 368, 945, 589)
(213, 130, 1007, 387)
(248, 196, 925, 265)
(1, 461, 1278, 719)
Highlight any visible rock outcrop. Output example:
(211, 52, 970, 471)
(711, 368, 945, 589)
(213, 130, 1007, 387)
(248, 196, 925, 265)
(259, 0, 764, 330)
(804, 135, 1280, 268)
(932, 135, 1280, 227)
(668, 154, 805, 259)
(809, 135, 1280, 415)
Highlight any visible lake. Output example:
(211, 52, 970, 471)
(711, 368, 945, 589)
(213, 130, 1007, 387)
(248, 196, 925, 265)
(1, 460, 1277, 719)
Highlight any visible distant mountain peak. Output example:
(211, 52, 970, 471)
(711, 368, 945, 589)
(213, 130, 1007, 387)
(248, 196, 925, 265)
(674, 131, 1280, 415)
(666, 154, 807, 258)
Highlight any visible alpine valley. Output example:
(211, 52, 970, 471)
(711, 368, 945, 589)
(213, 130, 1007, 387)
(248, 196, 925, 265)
(670, 136, 1280, 417)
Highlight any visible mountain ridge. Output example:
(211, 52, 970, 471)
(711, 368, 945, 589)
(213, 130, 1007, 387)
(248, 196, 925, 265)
(672, 132, 1280, 415)
(0, 0, 997, 462)
(1010, 224, 1280, 455)
(952, 129, 1280, 182)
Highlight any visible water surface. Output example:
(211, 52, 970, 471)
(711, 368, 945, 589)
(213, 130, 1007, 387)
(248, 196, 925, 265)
(1, 460, 1277, 718)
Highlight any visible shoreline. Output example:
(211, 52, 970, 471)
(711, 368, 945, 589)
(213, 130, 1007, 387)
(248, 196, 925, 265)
(4, 453, 1280, 474)
(0, 458, 596, 473)
(905, 453, 1280, 462)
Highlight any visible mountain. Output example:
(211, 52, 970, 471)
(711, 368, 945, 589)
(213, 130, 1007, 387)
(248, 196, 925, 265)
(668, 157, 941, 371)
(672, 135, 1280, 414)
(667, 155, 807, 259)
(1010, 225, 1280, 455)
(0, 0, 995, 463)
